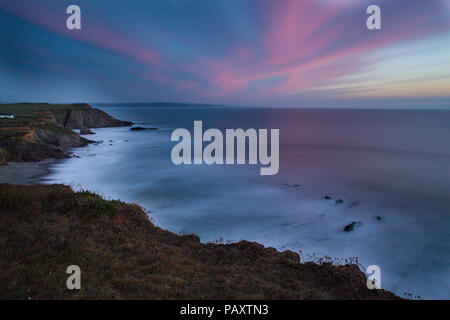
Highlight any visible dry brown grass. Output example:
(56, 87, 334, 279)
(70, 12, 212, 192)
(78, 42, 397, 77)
(0, 184, 400, 300)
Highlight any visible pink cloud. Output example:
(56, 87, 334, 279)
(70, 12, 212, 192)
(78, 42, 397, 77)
(189, 0, 449, 98)
(3, 0, 449, 101)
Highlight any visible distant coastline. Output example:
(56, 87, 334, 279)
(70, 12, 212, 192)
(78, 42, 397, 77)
(98, 102, 228, 108)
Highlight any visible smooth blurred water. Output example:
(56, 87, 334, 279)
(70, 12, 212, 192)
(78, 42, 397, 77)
(43, 105, 450, 299)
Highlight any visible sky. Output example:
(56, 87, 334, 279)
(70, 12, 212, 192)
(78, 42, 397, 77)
(0, 0, 449, 108)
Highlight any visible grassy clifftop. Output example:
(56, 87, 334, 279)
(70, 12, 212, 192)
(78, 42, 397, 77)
(0, 184, 400, 300)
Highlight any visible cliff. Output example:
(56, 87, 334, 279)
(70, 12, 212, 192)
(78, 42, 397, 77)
(0, 183, 400, 300)
(0, 103, 130, 164)
(48, 103, 131, 128)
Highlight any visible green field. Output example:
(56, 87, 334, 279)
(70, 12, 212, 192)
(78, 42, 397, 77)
(0, 103, 85, 140)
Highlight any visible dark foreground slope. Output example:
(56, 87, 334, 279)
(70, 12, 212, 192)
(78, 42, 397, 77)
(0, 103, 130, 165)
(0, 184, 400, 300)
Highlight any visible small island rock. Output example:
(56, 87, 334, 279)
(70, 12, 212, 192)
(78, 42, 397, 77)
(130, 126, 158, 131)
(80, 127, 95, 135)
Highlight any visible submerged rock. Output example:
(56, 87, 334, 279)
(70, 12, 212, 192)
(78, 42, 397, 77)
(376, 216, 382, 221)
(335, 199, 343, 204)
(324, 195, 331, 200)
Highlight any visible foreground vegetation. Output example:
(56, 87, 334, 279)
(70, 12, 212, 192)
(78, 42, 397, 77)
(0, 184, 400, 299)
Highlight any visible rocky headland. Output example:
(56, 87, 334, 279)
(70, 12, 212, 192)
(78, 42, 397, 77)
(0, 103, 130, 164)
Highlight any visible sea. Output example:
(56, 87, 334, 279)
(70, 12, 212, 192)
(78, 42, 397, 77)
(41, 104, 450, 299)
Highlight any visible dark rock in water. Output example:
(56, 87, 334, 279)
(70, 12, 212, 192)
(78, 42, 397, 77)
(343, 222, 356, 232)
(293, 184, 299, 187)
(80, 127, 95, 135)
(343, 221, 362, 232)
(335, 199, 343, 204)
(324, 195, 331, 200)
(130, 126, 158, 131)
(376, 216, 382, 221)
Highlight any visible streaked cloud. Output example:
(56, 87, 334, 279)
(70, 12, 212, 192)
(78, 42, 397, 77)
(0, 0, 449, 107)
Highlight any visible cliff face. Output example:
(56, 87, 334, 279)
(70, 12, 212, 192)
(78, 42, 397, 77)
(49, 104, 131, 129)
(0, 184, 401, 300)
(0, 128, 90, 164)
(26, 128, 89, 148)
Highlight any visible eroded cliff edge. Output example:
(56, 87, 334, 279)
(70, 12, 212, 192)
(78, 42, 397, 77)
(0, 103, 130, 164)
(0, 183, 401, 299)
